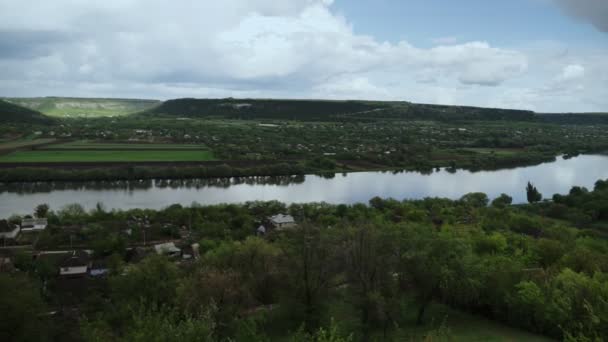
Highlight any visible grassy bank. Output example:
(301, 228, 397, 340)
(0, 150, 215, 163)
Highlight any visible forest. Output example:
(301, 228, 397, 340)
(2, 179, 608, 341)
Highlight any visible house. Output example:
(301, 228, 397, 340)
(0, 220, 20, 240)
(59, 251, 90, 277)
(21, 218, 48, 232)
(154, 242, 181, 258)
(268, 214, 297, 231)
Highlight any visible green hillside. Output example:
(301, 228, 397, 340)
(4, 97, 161, 118)
(142, 98, 538, 122)
(0, 100, 55, 124)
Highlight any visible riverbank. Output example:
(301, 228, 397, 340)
(0, 150, 557, 183)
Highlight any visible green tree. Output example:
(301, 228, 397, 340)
(0, 274, 50, 342)
(460, 192, 489, 208)
(526, 182, 542, 203)
(491, 194, 513, 208)
(35, 203, 50, 218)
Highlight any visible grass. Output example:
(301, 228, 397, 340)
(42, 141, 209, 150)
(0, 138, 56, 150)
(0, 150, 215, 163)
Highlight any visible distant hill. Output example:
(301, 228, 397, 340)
(0, 100, 55, 125)
(4, 97, 161, 118)
(141, 98, 537, 122)
(142, 98, 381, 121)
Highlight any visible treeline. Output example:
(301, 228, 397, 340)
(0, 163, 308, 183)
(4, 180, 608, 340)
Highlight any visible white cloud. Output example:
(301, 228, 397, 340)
(557, 64, 585, 81)
(0, 0, 605, 112)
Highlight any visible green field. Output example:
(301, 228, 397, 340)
(42, 141, 209, 150)
(0, 138, 56, 150)
(3, 97, 160, 117)
(0, 150, 214, 162)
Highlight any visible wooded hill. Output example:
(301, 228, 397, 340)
(141, 98, 540, 122)
(0, 100, 55, 125)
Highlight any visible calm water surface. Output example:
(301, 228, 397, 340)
(1, 155, 608, 217)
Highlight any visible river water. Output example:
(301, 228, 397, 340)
(1, 155, 607, 217)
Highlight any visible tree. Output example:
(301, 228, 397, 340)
(343, 224, 398, 338)
(35, 204, 50, 218)
(491, 194, 513, 208)
(460, 192, 489, 208)
(278, 225, 340, 332)
(109, 255, 179, 308)
(526, 182, 542, 203)
(0, 274, 50, 342)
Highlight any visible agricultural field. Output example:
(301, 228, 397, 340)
(41, 140, 209, 150)
(3, 97, 160, 118)
(0, 150, 214, 163)
(0, 138, 57, 150)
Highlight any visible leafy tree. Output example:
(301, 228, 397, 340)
(526, 182, 542, 203)
(278, 225, 340, 332)
(491, 194, 513, 208)
(110, 255, 179, 308)
(460, 192, 489, 208)
(35, 203, 50, 218)
(0, 274, 49, 342)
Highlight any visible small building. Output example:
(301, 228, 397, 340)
(21, 218, 48, 232)
(268, 214, 297, 231)
(257, 224, 267, 236)
(0, 220, 20, 240)
(154, 242, 181, 258)
(59, 251, 90, 277)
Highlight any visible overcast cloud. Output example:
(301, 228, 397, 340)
(0, 0, 606, 112)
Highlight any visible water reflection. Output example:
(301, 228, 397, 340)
(1, 155, 607, 217)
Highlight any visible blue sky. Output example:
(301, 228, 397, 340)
(334, 0, 607, 47)
(0, 0, 606, 112)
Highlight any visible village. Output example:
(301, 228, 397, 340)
(0, 206, 298, 313)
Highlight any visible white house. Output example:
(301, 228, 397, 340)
(269, 214, 297, 231)
(154, 242, 181, 258)
(59, 251, 90, 277)
(0, 220, 20, 240)
(21, 218, 48, 232)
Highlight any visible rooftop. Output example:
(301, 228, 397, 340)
(270, 214, 295, 224)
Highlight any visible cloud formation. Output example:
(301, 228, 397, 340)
(552, 0, 608, 32)
(0, 0, 605, 112)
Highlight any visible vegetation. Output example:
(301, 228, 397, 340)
(0, 150, 215, 163)
(3, 179, 608, 341)
(0, 100, 55, 125)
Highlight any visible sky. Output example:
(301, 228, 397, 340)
(0, 0, 606, 112)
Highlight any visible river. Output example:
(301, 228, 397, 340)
(1, 154, 608, 217)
